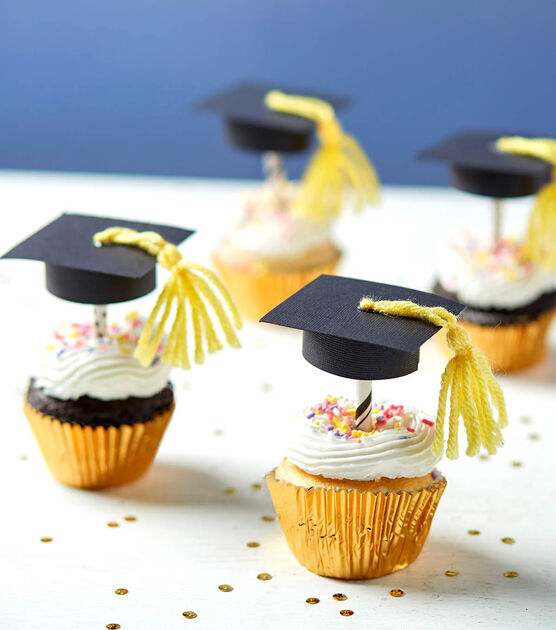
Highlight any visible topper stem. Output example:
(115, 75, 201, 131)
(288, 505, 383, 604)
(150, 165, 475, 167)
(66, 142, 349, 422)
(493, 198, 503, 246)
(262, 151, 285, 191)
(355, 380, 373, 431)
(94, 304, 108, 339)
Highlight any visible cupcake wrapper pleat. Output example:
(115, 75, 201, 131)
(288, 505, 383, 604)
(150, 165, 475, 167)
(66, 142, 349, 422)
(24, 402, 174, 489)
(266, 469, 446, 579)
(213, 253, 341, 321)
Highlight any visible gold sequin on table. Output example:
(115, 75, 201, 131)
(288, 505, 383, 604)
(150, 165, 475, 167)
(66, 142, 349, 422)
(107, 521, 119, 528)
(261, 515, 275, 522)
(333, 593, 347, 601)
(467, 529, 480, 536)
(389, 589, 405, 597)
(519, 415, 532, 424)
(182, 611, 197, 619)
(246, 542, 260, 548)
(114, 588, 128, 595)
(260, 383, 273, 393)
(528, 433, 540, 441)
(123, 515, 137, 522)
(306, 597, 320, 604)
(251, 482, 263, 490)
(511, 461, 523, 468)
(213, 429, 224, 437)
(106, 625, 121, 629)
(478, 454, 489, 461)
(40, 537, 52, 543)
(501, 537, 515, 544)
(445, 570, 459, 577)
(257, 573, 272, 581)
(223, 487, 236, 495)
(339, 610, 354, 616)
(218, 584, 233, 592)
(504, 571, 519, 578)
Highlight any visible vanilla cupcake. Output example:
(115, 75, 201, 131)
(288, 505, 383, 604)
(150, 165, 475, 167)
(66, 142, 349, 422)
(202, 83, 379, 319)
(261, 275, 507, 579)
(2, 214, 242, 488)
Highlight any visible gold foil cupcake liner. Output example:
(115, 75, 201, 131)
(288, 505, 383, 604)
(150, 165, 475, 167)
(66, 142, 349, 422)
(440, 307, 556, 373)
(213, 252, 341, 321)
(24, 401, 174, 489)
(266, 469, 446, 579)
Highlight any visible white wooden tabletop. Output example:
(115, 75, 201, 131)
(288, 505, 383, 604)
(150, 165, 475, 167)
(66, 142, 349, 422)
(0, 171, 554, 630)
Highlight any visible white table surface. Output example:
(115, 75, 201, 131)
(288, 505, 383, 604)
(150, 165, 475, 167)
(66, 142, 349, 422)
(0, 171, 554, 630)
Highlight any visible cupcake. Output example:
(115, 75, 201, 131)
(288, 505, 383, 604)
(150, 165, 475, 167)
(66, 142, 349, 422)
(2, 214, 242, 488)
(420, 131, 556, 372)
(261, 274, 507, 579)
(202, 83, 380, 319)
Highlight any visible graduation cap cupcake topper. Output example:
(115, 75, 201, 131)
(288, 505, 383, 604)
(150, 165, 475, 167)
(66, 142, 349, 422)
(2, 213, 242, 369)
(200, 82, 380, 222)
(261, 274, 507, 459)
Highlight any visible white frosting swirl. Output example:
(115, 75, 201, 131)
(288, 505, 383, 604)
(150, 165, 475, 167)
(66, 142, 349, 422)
(287, 401, 440, 481)
(438, 232, 556, 309)
(34, 313, 171, 401)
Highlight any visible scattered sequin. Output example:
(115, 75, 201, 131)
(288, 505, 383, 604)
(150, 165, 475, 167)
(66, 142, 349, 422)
(339, 610, 354, 616)
(479, 454, 489, 461)
(528, 433, 540, 441)
(19, 455, 28, 461)
(223, 487, 236, 494)
(511, 461, 523, 468)
(390, 589, 405, 597)
(213, 429, 223, 436)
(182, 611, 197, 619)
(106, 625, 121, 629)
(261, 383, 273, 393)
(123, 516, 137, 522)
(114, 588, 128, 595)
(467, 529, 480, 536)
(257, 573, 272, 581)
(445, 570, 459, 577)
(306, 597, 320, 604)
(251, 483, 263, 490)
(333, 593, 347, 601)
(40, 537, 52, 543)
(261, 515, 275, 522)
(501, 537, 515, 545)
(218, 584, 233, 592)
(107, 522, 119, 528)
(504, 571, 519, 578)
(247, 542, 260, 548)
(519, 416, 532, 424)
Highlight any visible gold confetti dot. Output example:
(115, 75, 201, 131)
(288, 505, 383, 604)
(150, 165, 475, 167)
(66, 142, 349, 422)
(390, 589, 405, 597)
(306, 597, 320, 604)
(501, 537, 515, 544)
(106, 625, 121, 629)
(40, 537, 52, 543)
(511, 461, 523, 468)
(213, 429, 223, 436)
(260, 383, 273, 393)
(114, 588, 128, 595)
(467, 529, 480, 536)
(218, 584, 233, 592)
(478, 454, 489, 461)
(123, 516, 137, 522)
(333, 593, 347, 601)
(251, 482, 263, 490)
(519, 416, 532, 424)
(19, 455, 28, 461)
(107, 521, 119, 528)
(339, 610, 354, 616)
(261, 515, 275, 522)
(445, 570, 459, 577)
(223, 487, 236, 495)
(528, 433, 540, 441)
(247, 542, 260, 548)
(504, 571, 519, 578)
(182, 611, 197, 619)
(257, 573, 272, 581)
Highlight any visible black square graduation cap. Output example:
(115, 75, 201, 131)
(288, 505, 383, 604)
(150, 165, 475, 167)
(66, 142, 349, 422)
(260, 274, 464, 381)
(1, 214, 194, 304)
(198, 82, 349, 153)
(418, 131, 552, 198)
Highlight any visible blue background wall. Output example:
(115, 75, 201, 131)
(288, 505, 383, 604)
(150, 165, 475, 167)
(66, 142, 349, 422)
(1, 1, 555, 185)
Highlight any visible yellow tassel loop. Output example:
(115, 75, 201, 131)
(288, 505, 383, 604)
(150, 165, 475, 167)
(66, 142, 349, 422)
(93, 227, 242, 369)
(265, 90, 380, 222)
(496, 136, 556, 270)
(358, 298, 507, 459)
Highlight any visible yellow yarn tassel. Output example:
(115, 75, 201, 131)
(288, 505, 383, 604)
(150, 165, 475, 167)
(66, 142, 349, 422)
(358, 298, 507, 459)
(265, 90, 380, 222)
(93, 227, 242, 369)
(496, 136, 556, 270)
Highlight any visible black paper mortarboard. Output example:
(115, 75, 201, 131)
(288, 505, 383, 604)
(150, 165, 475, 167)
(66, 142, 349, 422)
(419, 132, 552, 198)
(1, 214, 194, 304)
(198, 82, 348, 153)
(260, 275, 464, 380)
